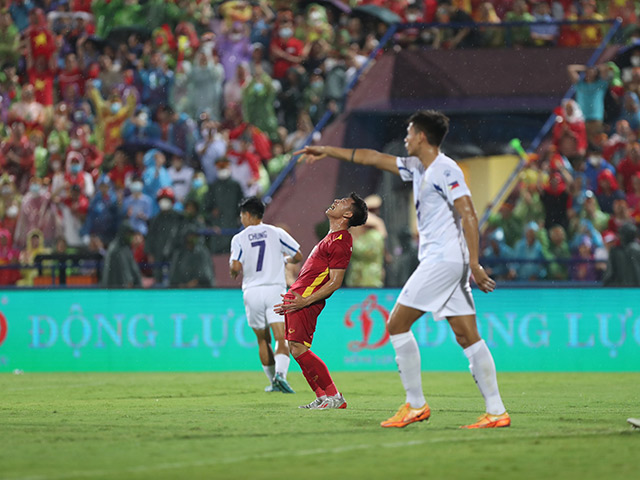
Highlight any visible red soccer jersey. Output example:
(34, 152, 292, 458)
(290, 230, 352, 298)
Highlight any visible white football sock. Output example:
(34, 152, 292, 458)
(262, 364, 275, 383)
(274, 353, 290, 379)
(390, 332, 426, 409)
(464, 339, 506, 415)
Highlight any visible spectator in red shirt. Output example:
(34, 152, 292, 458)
(0, 121, 34, 193)
(66, 126, 104, 180)
(58, 52, 85, 99)
(25, 41, 57, 107)
(627, 172, 640, 211)
(270, 18, 305, 81)
(553, 99, 587, 158)
(617, 141, 640, 193)
(108, 148, 135, 191)
(25, 8, 56, 62)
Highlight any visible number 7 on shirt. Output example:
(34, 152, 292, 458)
(251, 240, 266, 272)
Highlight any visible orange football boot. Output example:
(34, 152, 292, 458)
(380, 403, 431, 428)
(461, 412, 511, 429)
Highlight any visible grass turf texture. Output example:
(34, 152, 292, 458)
(1, 372, 638, 480)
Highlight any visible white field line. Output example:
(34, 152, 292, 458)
(4, 428, 627, 480)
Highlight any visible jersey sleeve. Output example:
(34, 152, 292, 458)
(442, 164, 471, 205)
(328, 235, 352, 270)
(229, 234, 242, 265)
(396, 156, 422, 182)
(277, 227, 300, 256)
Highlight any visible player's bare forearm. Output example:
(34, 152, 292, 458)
(274, 269, 346, 314)
(295, 145, 399, 174)
(285, 250, 303, 265)
(229, 260, 242, 279)
(299, 269, 345, 306)
(454, 196, 496, 293)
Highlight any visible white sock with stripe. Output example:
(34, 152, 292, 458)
(390, 332, 426, 409)
(274, 354, 290, 379)
(464, 339, 506, 415)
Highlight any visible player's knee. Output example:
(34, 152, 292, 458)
(386, 316, 412, 336)
(454, 331, 481, 349)
(288, 341, 307, 358)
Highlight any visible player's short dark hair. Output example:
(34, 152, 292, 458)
(408, 110, 450, 147)
(348, 192, 368, 227)
(239, 196, 265, 219)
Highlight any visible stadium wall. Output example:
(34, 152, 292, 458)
(0, 288, 638, 373)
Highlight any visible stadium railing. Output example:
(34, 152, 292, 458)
(0, 256, 609, 288)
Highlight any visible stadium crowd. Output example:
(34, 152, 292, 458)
(0, 0, 639, 287)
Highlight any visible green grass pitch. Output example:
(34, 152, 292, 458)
(1, 371, 639, 480)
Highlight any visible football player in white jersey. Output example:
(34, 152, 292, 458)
(230, 196, 303, 393)
(296, 110, 509, 429)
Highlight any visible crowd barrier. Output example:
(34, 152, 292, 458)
(0, 287, 637, 373)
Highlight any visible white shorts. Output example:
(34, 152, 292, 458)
(397, 261, 476, 321)
(243, 284, 286, 330)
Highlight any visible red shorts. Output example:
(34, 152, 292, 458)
(284, 296, 325, 348)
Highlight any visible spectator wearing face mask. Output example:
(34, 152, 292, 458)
(201, 156, 243, 253)
(141, 148, 172, 214)
(583, 146, 616, 193)
(269, 18, 305, 81)
(80, 175, 119, 246)
(183, 172, 208, 208)
(65, 151, 95, 198)
(145, 187, 185, 284)
(167, 154, 194, 205)
(122, 177, 153, 235)
(217, 21, 252, 82)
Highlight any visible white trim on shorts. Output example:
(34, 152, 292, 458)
(397, 261, 476, 321)
(243, 284, 286, 329)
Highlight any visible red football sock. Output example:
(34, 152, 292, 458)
(294, 350, 326, 397)
(295, 350, 338, 397)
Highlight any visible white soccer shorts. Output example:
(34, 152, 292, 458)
(397, 260, 476, 321)
(243, 284, 286, 329)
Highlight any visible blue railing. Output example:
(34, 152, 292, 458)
(477, 17, 623, 230)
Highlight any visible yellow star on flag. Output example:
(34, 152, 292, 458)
(34, 79, 46, 91)
(34, 32, 48, 47)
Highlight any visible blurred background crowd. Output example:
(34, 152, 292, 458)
(0, 0, 639, 288)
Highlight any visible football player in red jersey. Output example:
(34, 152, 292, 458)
(274, 193, 368, 409)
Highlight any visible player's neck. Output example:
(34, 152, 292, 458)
(418, 146, 440, 168)
(244, 219, 262, 227)
(328, 218, 348, 233)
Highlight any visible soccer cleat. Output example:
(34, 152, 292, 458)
(628, 418, 640, 429)
(380, 403, 430, 428)
(272, 373, 295, 394)
(299, 396, 327, 409)
(461, 412, 511, 429)
(264, 383, 279, 392)
(317, 393, 347, 409)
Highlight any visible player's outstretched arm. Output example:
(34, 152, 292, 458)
(454, 196, 496, 293)
(295, 145, 400, 175)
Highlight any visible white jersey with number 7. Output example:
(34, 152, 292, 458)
(230, 224, 301, 290)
